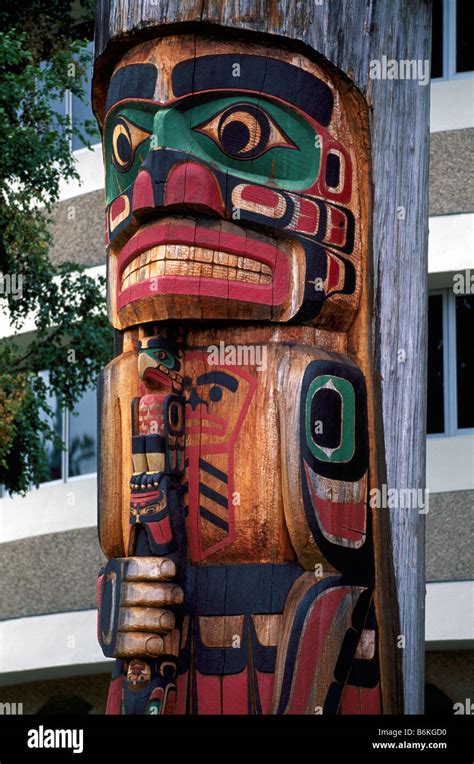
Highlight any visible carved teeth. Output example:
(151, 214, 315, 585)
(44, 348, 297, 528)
(121, 244, 273, 290)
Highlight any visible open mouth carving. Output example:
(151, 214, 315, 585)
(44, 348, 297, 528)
(115, 217, 291, 313)
(121, 244, 273, 291)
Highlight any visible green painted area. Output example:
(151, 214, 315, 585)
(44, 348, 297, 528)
(141, 347, 175, 369)
(104, 96, 320, 205)
(305, 375, 356, 464)
(104, 104, 154, 205)
(145, 701, 161, 714)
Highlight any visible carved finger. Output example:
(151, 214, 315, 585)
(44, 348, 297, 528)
(118, 606, 175, 633)
(121, 581, 184, 608)
(114, 631, 165, 658)
(123, 556, 176, 581)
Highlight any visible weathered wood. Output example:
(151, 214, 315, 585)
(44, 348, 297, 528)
(93, 0, 430, 714)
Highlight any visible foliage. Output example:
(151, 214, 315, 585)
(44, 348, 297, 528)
(0, 1, 112, 494)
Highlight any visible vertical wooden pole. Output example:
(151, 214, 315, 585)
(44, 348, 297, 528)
(94, 0, 431, 713)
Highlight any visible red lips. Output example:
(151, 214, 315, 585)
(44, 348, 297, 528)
(116, 220, 289, 312)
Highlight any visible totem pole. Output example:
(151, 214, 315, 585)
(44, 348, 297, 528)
(93, 1, 409, 715)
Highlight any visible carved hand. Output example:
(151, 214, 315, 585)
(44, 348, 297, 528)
(99, 556, 184, 659)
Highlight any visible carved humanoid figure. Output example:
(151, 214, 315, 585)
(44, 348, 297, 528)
(94, 31, 401, 715)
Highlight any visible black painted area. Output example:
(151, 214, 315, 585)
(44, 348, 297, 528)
(105, 63, 158, 113)
(325, 151, 341, 188)
(172, 55, 334, 127)
(311, 387, 342, 449)
(184, 563, 303, 616)
(301, 359, 369, 482)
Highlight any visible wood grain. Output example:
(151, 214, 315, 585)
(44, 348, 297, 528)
(94, 0, 431, 713)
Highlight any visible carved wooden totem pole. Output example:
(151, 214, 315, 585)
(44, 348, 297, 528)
(94, 1, 404, 715)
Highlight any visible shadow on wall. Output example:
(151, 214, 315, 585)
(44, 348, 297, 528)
(37, 694, 93, 714)
(425, 683, 454, 715)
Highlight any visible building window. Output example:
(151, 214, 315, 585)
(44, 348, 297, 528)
(39, 372, 64, 483)
(427, 291, 474, 435)
(68, 386, 98, 477)
(455, 0, 474, 73)
(455, 294, 474, 429)
(431, 0, 445, 79)
(39, 377, 98, 484)
(431, 0, 474, 81)
(44, 40, 96, 152)
(71, 41, 95, 151)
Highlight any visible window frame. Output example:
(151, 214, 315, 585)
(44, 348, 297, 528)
(428, 288, 474, 438)
(66, 394, 98, 482)
(432, 0, 474, 83)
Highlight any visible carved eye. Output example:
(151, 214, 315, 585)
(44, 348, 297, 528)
(209, 385, 223, 402)
(193, 103, 296, 160)
(111, 116, 150, 173)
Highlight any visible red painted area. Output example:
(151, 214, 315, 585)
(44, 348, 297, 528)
(132, 170, 154, 210)
(130, 489, 163, 502)
(319, 141, 352, 203)
(186, 446, 236, 561)
(222, 670, 248, 714)
(340, 683, 381, 714)
(315, 494, 366, 544)
(185, 354, 257, 561)
(140, 393, 166, 406)
(360, 684, 382, 714)
(339, 684, 362, 713)
(295, 197, 320, 234)
(285, 587, 348, 714)
(106, 677, 123, 715)
(240, 185, 283, 209)
(186, 448, 201, 561)
(196, 672, 222, 714)
(143, 368, 174, 389)
(304, 462, 366, 545)
(139, 394, 165, 436)
(186, 409, 227, 437)
(147, 515, 173, 544)
(256, 671, 275, 715)
(325, 206, 348, 248)
(96, 573, 104, 642)
(109, 194, 129, 232)
(164, 161, 224, 216)
(176, 672, 188, 714)
(326, 252, 342, 291)
(116, 222, 289, 312)
(164, 688, 177, 715)
(120, 275, 282, 313)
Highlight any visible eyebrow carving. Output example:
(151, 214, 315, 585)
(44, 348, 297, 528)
(196, 371, 239, 392)
(105, 63, 158, 113)
(172, 54, 334, 127)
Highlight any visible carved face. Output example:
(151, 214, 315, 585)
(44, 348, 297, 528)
(98, 36, 364, 329)
(183, 351, 257, 449)
(126, 659, 152, 689)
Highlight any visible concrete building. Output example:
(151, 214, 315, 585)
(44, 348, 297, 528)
(0, 1, 472, 714)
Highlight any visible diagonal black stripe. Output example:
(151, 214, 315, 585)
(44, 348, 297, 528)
(199, 458, 228, 484)
(199, 505, 229, 532)
(199, 482, 228, 508)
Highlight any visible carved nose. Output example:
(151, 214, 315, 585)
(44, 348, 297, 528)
(186, 390, 207, 413)
(164, 161, 224, 217)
